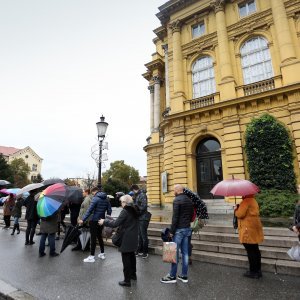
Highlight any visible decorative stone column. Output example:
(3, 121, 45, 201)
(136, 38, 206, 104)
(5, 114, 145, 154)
(162, 44, 170, 109)
(211, 0, 234, 82)
(148, 85, 154, 133)
(271, 0, 296, 63)
(170, 20, 184, 95)
(153, 76, 162, 131)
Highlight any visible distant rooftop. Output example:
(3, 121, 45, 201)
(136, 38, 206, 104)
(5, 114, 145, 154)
(0, 146, 20, 156)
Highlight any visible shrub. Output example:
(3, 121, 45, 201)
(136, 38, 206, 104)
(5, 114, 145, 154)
(256, 189, 299, 217)
(245, 114, 296, 192)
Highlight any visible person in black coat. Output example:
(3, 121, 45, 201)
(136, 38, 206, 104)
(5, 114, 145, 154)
(99, 195, 139, 287)
(23, 190, 40, 245)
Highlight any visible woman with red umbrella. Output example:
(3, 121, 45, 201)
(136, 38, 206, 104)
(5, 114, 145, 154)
(234, 194, 264, 279)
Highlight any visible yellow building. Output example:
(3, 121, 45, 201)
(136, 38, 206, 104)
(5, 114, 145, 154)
(143, 0, 300, 208)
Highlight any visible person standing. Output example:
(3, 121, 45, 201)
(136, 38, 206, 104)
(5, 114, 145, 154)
(234, 194, 264, 279)
(23, 190, 40, 245)
(72, 188, 92, 251)
(39, 214, 59, 257)
(292, 199, 300, 241)
(99, 194, 139, 287)
(160, 184, 194, 284)
(130, 184, 150, 258)
(79, 187, 112, 262)
(11, 195, 22, 235)
(3, 193, 15, 229)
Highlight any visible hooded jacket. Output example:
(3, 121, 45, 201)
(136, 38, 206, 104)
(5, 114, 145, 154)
(82, 191, 112, 222)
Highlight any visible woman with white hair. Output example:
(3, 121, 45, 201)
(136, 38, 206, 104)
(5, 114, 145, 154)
(99, 194, 139, 287)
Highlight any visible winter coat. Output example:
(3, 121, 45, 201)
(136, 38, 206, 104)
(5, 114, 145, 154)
(134, 190, 148, 221)
(40, 214, 59, 234)
(170, 193, 194, 235)
(293, 204, 300, 228)
(3, 197, 15, 216)
(11, 199, 22, 218)
(104, 203, 139, 253)
(78, 195, 93, 222)
(82, 192, 112, 222)
(235, 196, 264, 244)
(23, 194, 39, 221)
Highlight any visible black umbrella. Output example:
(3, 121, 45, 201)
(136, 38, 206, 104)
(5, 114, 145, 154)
(42, 178, 65, 187)
(66, 186, 83, 205)
(183, 188, 209, 219)
(60, 225, 81, 253)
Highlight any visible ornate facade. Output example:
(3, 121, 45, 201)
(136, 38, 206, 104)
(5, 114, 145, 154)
(143, 0, 300, 207)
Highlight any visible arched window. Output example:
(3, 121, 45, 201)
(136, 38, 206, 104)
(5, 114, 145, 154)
(192, 56, 216, 98)
(241, 37, 273, 84)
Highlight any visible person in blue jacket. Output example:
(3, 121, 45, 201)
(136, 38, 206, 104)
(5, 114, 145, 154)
(79, 186, 112, 263)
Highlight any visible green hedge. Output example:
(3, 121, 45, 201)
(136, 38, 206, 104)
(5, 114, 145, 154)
(245, 114, 296, 192)
(256, 189, 299, 217)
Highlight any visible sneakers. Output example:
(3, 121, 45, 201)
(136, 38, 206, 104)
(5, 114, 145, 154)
(160, 274, 176, 284)
(177, 275, 188, 283)
(83, 255, 95, 263)
(142, 253, 148, 259)
(39, 252, 46, 257)
(135, 252, 143, 257)
(98, 253, 106, 260)
(50, 252, 59, 257)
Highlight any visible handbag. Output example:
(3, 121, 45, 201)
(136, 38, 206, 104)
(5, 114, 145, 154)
(287, 244, 300, 261)
(162, 242, 177, 263)
(112, 227, 124, 247)
(233, 215, 238, 229)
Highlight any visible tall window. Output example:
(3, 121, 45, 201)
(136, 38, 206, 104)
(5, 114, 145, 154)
(239, 0, 256, 18)
(192, 56, 216, 98)
(241, 37, 273, 85)
(192, 22, 205, 39)
(32, 164, 37, 171)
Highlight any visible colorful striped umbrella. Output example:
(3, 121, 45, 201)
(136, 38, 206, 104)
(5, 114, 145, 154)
(37, 183, 67, 218)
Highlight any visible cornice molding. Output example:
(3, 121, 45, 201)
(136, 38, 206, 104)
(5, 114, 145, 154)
(153, 26, 168, 40)
(144, 58, 165, 73)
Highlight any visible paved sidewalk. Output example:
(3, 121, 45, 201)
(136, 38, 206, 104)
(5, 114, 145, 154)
(0, 230, 300, 300)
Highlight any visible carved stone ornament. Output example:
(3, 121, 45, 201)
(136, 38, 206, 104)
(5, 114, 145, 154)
(210, 0, 226, 13)
(148, 85, 154, 93)
(152, 76, 162, 85)
(169, 19, 182, 34)
(162, 44, 168, 53)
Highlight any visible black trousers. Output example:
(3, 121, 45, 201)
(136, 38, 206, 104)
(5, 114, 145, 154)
(243, 243, 261, 273)
(25, 220, 38, 243)
(121, 252, 136, 283)
(137, 220, 149, 254)
(89, 221, 104, 256)
(4, 216, 11, 227)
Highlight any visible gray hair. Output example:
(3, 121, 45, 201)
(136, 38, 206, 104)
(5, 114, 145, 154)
(120, 194, 133, 205)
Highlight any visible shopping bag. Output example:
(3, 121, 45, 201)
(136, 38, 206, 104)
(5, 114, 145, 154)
(287, 244, 300, 261)
(162, 242, 177, 263)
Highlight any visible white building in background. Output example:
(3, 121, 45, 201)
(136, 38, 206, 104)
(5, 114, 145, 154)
(0, 146, 43, 182)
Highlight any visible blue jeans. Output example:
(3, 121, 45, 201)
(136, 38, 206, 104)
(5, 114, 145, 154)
(39, 233, 56, 255)
(14, 217, 19, 225)
(170, 228, 192, 278)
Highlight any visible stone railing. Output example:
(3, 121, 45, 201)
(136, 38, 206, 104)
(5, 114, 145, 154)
(243, 78, 275, 96)
(186, 94, 216, 110)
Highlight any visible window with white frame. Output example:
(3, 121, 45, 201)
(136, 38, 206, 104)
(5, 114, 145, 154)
(192, 56, 216, 98)
(239, 0, 256, 18)
(192, 22, 205, 39)
(32, 164, 37, 171)
(241, 37, 274, 85)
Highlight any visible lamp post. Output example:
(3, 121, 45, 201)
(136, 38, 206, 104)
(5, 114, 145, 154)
(96, 115, 108, 189)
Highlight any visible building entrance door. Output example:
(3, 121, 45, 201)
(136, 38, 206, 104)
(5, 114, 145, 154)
(196, 138, 223, 198)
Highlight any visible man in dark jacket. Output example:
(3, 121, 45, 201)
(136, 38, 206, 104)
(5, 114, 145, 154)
(23, 190, 40, 245)
(161, 184, 193, 284)
(79, 187, 112, 263)
(131, 184, 150, 259)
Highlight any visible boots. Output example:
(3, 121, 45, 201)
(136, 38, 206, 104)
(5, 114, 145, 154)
(17, 224, 20, 234)
(11, 224, 17, 235)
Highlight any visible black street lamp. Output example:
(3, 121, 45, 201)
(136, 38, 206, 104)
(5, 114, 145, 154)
(96, 115, 108, 189)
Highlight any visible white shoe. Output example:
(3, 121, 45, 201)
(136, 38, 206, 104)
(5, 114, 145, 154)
(83, 255, 95, 263)
(98, 253, 106, 260)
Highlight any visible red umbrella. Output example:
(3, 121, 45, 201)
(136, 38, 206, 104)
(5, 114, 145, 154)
(210, 178, 260, 197)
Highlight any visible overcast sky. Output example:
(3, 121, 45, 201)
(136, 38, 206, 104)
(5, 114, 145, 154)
(0, 0, 166, 180)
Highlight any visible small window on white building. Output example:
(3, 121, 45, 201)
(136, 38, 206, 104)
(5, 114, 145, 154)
(241, 36, 274, 84)
(192, 56, 216, 98)
(192, 22, 205, 39)
(32, 164, 37, 171)
(239, 0, 256, 18)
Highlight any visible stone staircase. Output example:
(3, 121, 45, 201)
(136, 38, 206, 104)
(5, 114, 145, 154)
(1, 209, 299, 276)
(204, 199, 234, 214)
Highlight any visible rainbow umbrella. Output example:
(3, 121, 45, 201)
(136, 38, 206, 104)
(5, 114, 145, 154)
(37, 183, 67, 218)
